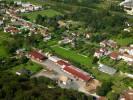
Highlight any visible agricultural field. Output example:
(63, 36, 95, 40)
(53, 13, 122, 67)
(22, 9, 63, 21)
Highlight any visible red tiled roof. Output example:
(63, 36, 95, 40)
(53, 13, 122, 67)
(121, 90, 133, 100)
(109, 52, 119, 59)
(57, 60, 71, 66)
(63, 66, 92, 81)
(6, 27, 20, 33)
(29, 51, 47, 60)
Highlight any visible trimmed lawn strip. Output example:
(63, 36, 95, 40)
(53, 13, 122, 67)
(51, 45, 93, 66)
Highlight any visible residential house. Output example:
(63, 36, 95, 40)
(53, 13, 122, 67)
(43, 34, 51, 41)
(94, 49, 104, 58)
(4, 26, 21, 35)
(100, 40, 118, 48)
(22, 2, 32, 8)
(94, 48, 109, 58)
(120, 89, 133, 100)
(16, 48, 26, 57)
(119, 46, 133, 56)
(58, 38, 72, 44)
(119, 54, 133, 62)
(100, 40, 107, 47)
(107, 40, 118, 48)
(109, 52, 120, 60)
(120, 0, 133, 15)
(58, 20, 66, 28)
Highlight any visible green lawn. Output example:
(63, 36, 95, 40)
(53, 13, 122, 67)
(52, 45, 93, 66)
(11, 62, 43, 74)
(113, 37, 133, 46)
(22, 9, 63, 21)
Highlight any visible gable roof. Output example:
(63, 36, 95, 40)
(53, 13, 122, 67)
(63, 66, 92, 81)
(109, 52, 119, 59)
(29, 51, 47, 60)
(121, 90, 133, 100)
(57, 60, 71, 67)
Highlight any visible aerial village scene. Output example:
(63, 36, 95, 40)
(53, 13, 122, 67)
(0, 0, 133, 100)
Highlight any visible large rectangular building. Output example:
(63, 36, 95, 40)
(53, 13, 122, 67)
(29, 50, 47, 62)
(63, 66, 92, 81)
(56, 60, 92, 81)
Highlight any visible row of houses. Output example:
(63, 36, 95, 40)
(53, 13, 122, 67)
(100, 39, 118, 48)
(94, 48, 111, 58)
(94, 39, 118, 58)
(111, 46, 133, 65)
(4, 8, 51, 40)
(95, 48, 133, 66)
(94, 39, 133, 66)
(14, 1, 42, 13)
(119, 89, 133, 100)
(4, 26, 21, 35)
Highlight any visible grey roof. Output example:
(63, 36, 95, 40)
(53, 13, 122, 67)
(98, 63, 117, 75)
(120, 0, 133, 8)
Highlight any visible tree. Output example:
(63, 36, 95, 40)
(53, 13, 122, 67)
(96, 81, 112, 96)
(107, 92, 119, 100)
(92, 57, 99, 64)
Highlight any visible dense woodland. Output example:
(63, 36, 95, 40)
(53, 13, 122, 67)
(0, 72, 93, 100)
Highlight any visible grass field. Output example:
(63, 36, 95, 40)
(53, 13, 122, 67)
(114, 37, 133, 46)
(11, 62, 43, 74)
(51, 45, 93, 66)
(22, 9, 62, 21)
